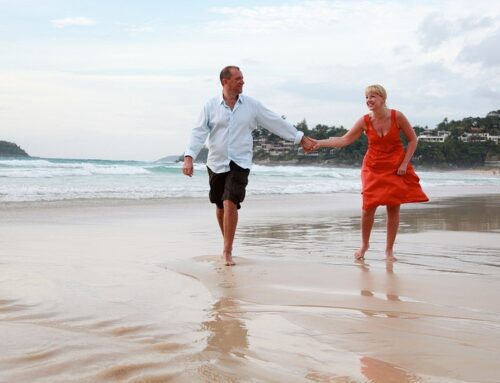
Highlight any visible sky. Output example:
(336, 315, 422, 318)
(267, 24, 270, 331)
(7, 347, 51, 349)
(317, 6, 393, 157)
(1, 0, 499, 161)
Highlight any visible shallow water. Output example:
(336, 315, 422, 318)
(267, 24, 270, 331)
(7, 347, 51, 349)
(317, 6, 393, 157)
(238, 195, 500, 276)
(0, 194, 499, 382)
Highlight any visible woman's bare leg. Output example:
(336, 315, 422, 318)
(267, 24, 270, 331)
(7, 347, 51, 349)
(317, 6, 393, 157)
(385, 204, 400, 261)
(355, 207, 377, 260)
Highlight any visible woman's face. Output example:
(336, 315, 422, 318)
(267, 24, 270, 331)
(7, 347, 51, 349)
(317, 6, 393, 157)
(365, 92, 385, 110)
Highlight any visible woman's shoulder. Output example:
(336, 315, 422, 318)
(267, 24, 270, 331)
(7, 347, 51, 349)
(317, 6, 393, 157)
(391, 109, 405, 117)
(355, 115, 369, 131)
(358, 113, 372, 125)
(391, 109, 406, 122)
(392, 109, 413, 130)
(361, 113, 371, 122)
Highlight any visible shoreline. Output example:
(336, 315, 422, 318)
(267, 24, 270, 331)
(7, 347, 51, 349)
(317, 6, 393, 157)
(2, 160, 499, 206)
(2, 182, 500, 211)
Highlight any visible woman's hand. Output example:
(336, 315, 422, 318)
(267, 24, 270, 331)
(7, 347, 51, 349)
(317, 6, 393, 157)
(397, 163, 408, 176)
(310, 138, 322, 152)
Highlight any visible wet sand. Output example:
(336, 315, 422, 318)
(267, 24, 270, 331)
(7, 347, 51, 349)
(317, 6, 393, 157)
(1, 188, 499, 382)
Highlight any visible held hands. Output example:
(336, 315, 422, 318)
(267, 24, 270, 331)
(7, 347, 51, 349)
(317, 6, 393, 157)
(300, 136, 315, 153)
(182, 156, 194, 177)
(300, 136, 322, 153)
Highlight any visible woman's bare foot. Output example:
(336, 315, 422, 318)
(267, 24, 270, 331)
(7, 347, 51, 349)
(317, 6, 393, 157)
(223, 251, 235, 266)
(385, 249, 397, 262)
(385, 260, 394, 273)
(354, 246, 368, 260)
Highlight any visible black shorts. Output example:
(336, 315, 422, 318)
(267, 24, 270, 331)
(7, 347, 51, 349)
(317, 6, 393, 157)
(207, 161, 250, 210)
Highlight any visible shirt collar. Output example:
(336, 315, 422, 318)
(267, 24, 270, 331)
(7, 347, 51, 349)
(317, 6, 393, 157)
(219, 93, 244, 106)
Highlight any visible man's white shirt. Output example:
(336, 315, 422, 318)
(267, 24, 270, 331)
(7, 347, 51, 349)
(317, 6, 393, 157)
(185, 94, 304, 173)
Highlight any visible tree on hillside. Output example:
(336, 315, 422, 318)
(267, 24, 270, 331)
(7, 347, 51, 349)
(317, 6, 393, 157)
(295, 119, 310, 135)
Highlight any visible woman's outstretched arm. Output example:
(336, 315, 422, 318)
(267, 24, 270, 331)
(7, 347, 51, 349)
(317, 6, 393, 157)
(310, 117, 365, 151)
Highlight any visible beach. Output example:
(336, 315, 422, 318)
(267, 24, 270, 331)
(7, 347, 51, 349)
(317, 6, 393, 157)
(1, 184, 499, 383)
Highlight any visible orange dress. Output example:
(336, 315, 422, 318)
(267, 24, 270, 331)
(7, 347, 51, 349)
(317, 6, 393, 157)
(361, 109, 429, 210)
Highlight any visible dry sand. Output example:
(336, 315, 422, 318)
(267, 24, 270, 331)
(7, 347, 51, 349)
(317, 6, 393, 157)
(0, 188, 499, 382)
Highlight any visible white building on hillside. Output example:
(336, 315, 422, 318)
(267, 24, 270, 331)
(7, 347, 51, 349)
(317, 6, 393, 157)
(459, 132, 500, 143)
(418, 130, 450, 143)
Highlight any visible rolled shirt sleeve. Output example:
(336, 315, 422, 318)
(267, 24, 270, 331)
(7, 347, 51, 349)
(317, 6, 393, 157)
(293, 130, 304, 145)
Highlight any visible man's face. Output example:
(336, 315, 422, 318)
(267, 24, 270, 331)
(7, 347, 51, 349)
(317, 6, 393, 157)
(224, 69, 244, 94)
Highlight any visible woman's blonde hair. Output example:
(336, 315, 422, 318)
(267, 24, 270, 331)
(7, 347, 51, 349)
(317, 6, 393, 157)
(365, 84, 387, 101)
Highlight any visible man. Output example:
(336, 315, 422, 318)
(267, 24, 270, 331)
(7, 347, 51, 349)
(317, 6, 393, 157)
(183, 65, 313, 266)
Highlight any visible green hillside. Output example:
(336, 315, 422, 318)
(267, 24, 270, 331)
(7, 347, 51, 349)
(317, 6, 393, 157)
(0, 141, 29, 157)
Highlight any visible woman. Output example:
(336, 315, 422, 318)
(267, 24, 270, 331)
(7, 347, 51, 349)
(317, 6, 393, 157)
(310, 85, 428, 261)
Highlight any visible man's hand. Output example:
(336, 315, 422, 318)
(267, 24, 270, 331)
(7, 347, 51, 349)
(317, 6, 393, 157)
(300, 136, 315, 153)
(182, 156, 194, 177)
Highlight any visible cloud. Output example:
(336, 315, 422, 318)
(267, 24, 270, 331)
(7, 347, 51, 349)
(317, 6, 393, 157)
(51, 17, 96, 29)
(124, 26, 153, 34)
(4, 1, 498, 159)
(207, 1, 341, 34)
(473, 85, 500, 100)
(116, 21, 154, 35)
(459, 28, 500, 67)
(418, 13, 495, 50)
(418, 14, 454, 49)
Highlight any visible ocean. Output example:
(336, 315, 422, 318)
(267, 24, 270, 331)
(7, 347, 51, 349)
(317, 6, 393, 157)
(1, 157, 499, 203)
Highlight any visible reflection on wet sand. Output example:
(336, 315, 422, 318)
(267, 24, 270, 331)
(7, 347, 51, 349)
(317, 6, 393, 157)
(356, 260, 405, 318)
(356, 262, 425, 381)
(239, 195, 500, 275)
(202, 296, 248, 357)
(240, 195, 500, 244)
(399, 195, 500, 233)
(193, 264, 250, 381)
(360, 356, 422, 383)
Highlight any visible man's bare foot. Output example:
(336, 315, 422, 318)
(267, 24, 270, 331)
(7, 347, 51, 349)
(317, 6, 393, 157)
(223, 252, 235, 266)
(385, 249, 397, 262)
(354, 246, 368, 260)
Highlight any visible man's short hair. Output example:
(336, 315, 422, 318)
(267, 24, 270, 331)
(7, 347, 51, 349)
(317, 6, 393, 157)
(220, 65, 240, 85)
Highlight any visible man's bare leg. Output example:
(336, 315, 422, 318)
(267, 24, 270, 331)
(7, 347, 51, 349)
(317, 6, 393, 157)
(385, 205, 400, 261)
(222, 200, 238, 266)
(355, 207, 377, 260)
(216, 207, 224, 236)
